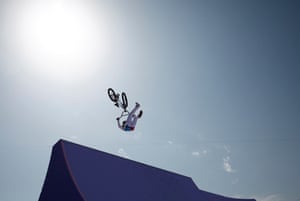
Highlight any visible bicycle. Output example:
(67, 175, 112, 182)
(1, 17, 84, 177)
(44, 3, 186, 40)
(107, 88, 129, 117)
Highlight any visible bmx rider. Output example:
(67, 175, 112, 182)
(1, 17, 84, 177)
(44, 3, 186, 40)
(117, 102, 143, 131)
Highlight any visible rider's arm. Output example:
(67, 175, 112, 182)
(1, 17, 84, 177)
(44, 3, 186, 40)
(117, 118, 123, 130)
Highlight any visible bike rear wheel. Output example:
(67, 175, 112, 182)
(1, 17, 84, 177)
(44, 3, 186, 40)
(121, 92, 128, 110)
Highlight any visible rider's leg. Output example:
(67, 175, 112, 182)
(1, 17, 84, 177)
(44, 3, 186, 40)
(129, 103, 140, 116)
(138, 110, 143, 118)
(127, 114, 138, 127)
(126, 103, 140, 127)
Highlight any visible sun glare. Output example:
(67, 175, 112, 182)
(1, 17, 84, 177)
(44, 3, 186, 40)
(7, 1, 111, 82)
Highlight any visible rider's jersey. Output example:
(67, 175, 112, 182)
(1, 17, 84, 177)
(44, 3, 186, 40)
(124, 125, 134, 131)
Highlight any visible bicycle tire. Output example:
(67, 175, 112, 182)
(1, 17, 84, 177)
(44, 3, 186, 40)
(121, 92, 128, 110)
(108, 88, 118, 102)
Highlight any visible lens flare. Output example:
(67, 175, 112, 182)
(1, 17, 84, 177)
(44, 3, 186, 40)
(5, 1, 111, 82)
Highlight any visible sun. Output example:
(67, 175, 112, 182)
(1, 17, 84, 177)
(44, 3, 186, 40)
(8, 1, 111, 82)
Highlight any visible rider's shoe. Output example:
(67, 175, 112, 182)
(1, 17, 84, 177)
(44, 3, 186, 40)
(138, 110, 143, 118)
(136, 102, 140, 107)
(115, 103, 119, 107)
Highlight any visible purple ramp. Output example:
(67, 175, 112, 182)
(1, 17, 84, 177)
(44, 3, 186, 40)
(38, 139, 256, 201)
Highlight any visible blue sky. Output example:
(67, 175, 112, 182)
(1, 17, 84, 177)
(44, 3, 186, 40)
(0, 1, 299, 201)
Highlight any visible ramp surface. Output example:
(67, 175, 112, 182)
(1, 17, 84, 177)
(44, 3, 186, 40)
(39, 139, 256, 201)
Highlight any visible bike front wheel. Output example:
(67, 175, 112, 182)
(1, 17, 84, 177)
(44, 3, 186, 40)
(108, 88, 118, 102)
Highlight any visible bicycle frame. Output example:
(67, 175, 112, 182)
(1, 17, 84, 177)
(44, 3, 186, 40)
(116, 95, 128, 111)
